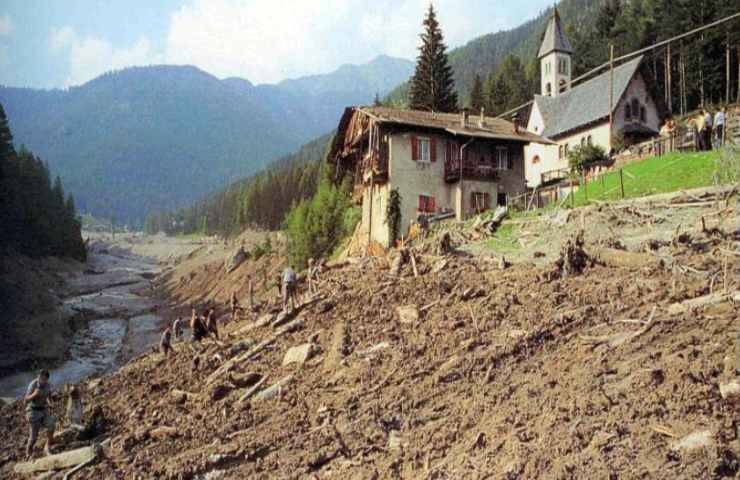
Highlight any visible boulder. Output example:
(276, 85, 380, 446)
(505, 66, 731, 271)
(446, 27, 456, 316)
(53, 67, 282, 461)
(397, 305, 419, 324)
(282, 344, 316, 367)
(719, 381, 740, 401)
(672, 430, 714, 453)
(388, 430, 404, 451)
(225, 248, 248, 273)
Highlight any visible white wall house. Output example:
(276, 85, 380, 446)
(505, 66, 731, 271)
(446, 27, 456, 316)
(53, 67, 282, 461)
(330, 107, 550, 248)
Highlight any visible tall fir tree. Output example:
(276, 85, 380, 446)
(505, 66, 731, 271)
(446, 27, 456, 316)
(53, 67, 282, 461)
(409, 4, 458, 113)
(469, 74, 485, 114)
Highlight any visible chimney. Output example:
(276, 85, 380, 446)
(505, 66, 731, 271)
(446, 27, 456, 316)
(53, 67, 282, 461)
(478, 107, 485, 128)
(460, 109, 469, 128)
(512, 112, 520, 134)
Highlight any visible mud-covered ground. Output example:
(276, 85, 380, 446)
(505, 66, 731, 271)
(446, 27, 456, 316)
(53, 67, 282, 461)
(1, 191, 738, 479)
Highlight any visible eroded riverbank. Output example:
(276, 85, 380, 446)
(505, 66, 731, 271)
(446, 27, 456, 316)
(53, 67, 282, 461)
(0, 233, 200, 399)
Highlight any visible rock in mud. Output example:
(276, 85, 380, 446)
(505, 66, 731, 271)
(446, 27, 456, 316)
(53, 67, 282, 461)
(672, 430, 714, 453)
(282, 343, 317, 367)
(397, 305, 419, 324)
(719, 381, 740, 401)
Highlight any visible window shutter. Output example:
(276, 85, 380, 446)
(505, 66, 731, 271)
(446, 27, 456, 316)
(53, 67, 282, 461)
(445, 140, 451, 163)
(411, 135, 418, 161)
(430, 138, 437, 162)
(429, 196, 436, 213)
(418, 195, 424, 211)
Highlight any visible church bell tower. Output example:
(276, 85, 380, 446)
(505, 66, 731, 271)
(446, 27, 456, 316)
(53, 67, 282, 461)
(538, 7, 573, 97)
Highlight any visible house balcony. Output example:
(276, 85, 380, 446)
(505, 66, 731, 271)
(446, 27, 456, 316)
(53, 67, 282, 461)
(540, 167, 578, 186)
(444, 161, 499, 183)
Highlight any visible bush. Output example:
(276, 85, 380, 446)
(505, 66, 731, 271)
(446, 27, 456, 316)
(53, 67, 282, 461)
(284, 173, 352, 268)
(568, 144, 609, 173)
(251, 235, 273, 260)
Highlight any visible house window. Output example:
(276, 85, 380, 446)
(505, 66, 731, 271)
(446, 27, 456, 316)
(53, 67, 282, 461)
(495, 146, 510, 170)
(625, 103, 632, 121)
(559, 145, 563, 159)
(418, 195, 436, 213)
(580, 137, 586, 147)
(445, 140, 459, 163)
(587, 135, 593, 145)
(631, 99, 640, 120)
(545, 83, 552, 96)
(640, 106, 646, 123)
(418, 137, 431, 162)
(471, 192, 491, 212)
(532, 155, 541, 164)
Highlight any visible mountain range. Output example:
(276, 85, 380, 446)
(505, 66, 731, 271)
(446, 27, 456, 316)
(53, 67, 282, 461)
(0, 55, 413, 224)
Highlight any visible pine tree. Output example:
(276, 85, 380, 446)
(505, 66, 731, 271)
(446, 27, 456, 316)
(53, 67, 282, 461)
(409, 5, 458, 113)
(373, 92, 382, 107)
(469, 74, 484, 114)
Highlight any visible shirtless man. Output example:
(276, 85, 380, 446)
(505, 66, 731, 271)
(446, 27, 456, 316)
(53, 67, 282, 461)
(24, 370, 56, 459)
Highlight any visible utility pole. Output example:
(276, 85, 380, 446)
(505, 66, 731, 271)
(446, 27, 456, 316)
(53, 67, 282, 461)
(667, 42, 672, 114)
(608, 44, 615, 149)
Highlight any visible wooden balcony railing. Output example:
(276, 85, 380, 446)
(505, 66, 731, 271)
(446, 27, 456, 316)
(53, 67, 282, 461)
(444, 161, 499, 182)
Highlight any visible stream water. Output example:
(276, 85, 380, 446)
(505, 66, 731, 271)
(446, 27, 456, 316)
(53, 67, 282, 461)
(0, 247, 169, 399)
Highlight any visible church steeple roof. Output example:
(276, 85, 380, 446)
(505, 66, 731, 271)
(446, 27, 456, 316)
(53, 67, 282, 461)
(537, 7, 573, 58)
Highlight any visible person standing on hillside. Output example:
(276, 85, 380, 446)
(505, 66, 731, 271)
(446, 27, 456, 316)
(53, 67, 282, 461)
(205, 308, 220, 340)
(714, 107, 726, 147)
(230, 291, 242, 323)
(65, 386, 84, 432)
(24, 369, 56, 459)
(172, 317, 183, 342)
(691, 111, 706, 151)
(307, 258, 317, 296)
(160, 326, 173, 357)
(703, 109, 713, 150)
(282, 265, 298, 312)
(190, 307, 208, 346)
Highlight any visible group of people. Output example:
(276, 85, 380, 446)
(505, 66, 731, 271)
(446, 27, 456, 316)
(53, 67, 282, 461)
(159, 306, 221, 357)
(22, 259, 324, 460)
(690, 106, 727, 150)
(280, 258, 321, 313)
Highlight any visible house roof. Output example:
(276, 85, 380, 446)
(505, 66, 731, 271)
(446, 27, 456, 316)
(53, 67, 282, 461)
(356, 106, 552, 144)
(535, 56, 644, 139)
(538, 8, 573, 58)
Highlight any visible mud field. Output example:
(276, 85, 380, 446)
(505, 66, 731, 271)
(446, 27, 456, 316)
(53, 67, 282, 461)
(1, 191, 738, 479)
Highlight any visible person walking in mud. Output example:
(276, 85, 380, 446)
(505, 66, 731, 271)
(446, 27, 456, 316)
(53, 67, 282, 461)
(282, 265, 298, 312)
(66, 386, 84, 432)
(190, 307, 208, 347)
(172, 316, 183, 342)
(160, 326, 173, 357)
(307, 258, 318, 296)
(230, 291, 241, 323)
(24, 369, 56, 459)
(205, 308, 220, 341)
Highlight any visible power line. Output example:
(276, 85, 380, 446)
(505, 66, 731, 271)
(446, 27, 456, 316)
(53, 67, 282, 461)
(497, 9, 740, 119)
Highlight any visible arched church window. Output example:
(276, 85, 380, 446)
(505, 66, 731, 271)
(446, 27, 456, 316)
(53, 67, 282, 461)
(546, 83, 552, 96)
(631, 98, 640, 119)
(640, 106, 646, 123)
(625, 104, 632, 121)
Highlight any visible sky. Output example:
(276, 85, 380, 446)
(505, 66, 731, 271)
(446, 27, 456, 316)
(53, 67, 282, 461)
(0, 0, 553, 89)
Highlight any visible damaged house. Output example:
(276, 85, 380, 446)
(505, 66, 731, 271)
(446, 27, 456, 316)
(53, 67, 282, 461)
(329, 106, 550, 248)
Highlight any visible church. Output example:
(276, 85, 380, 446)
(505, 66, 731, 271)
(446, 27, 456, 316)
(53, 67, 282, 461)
(524, 9, 661, 189)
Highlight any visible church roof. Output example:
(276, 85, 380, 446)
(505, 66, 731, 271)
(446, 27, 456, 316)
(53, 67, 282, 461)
(535, 56, 644, 139)
(538, 8, 574, 58)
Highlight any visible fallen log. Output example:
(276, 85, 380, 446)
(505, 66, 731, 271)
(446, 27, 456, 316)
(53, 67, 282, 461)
(667, 291, 740, 315)
(238, 376, 267, 404)
(14, 446, 97, 474)
(206, 318, 304, 387)
(253, 375, 293, 402)
(62, 444, 101, 480)
(589, 247, 662, 269)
